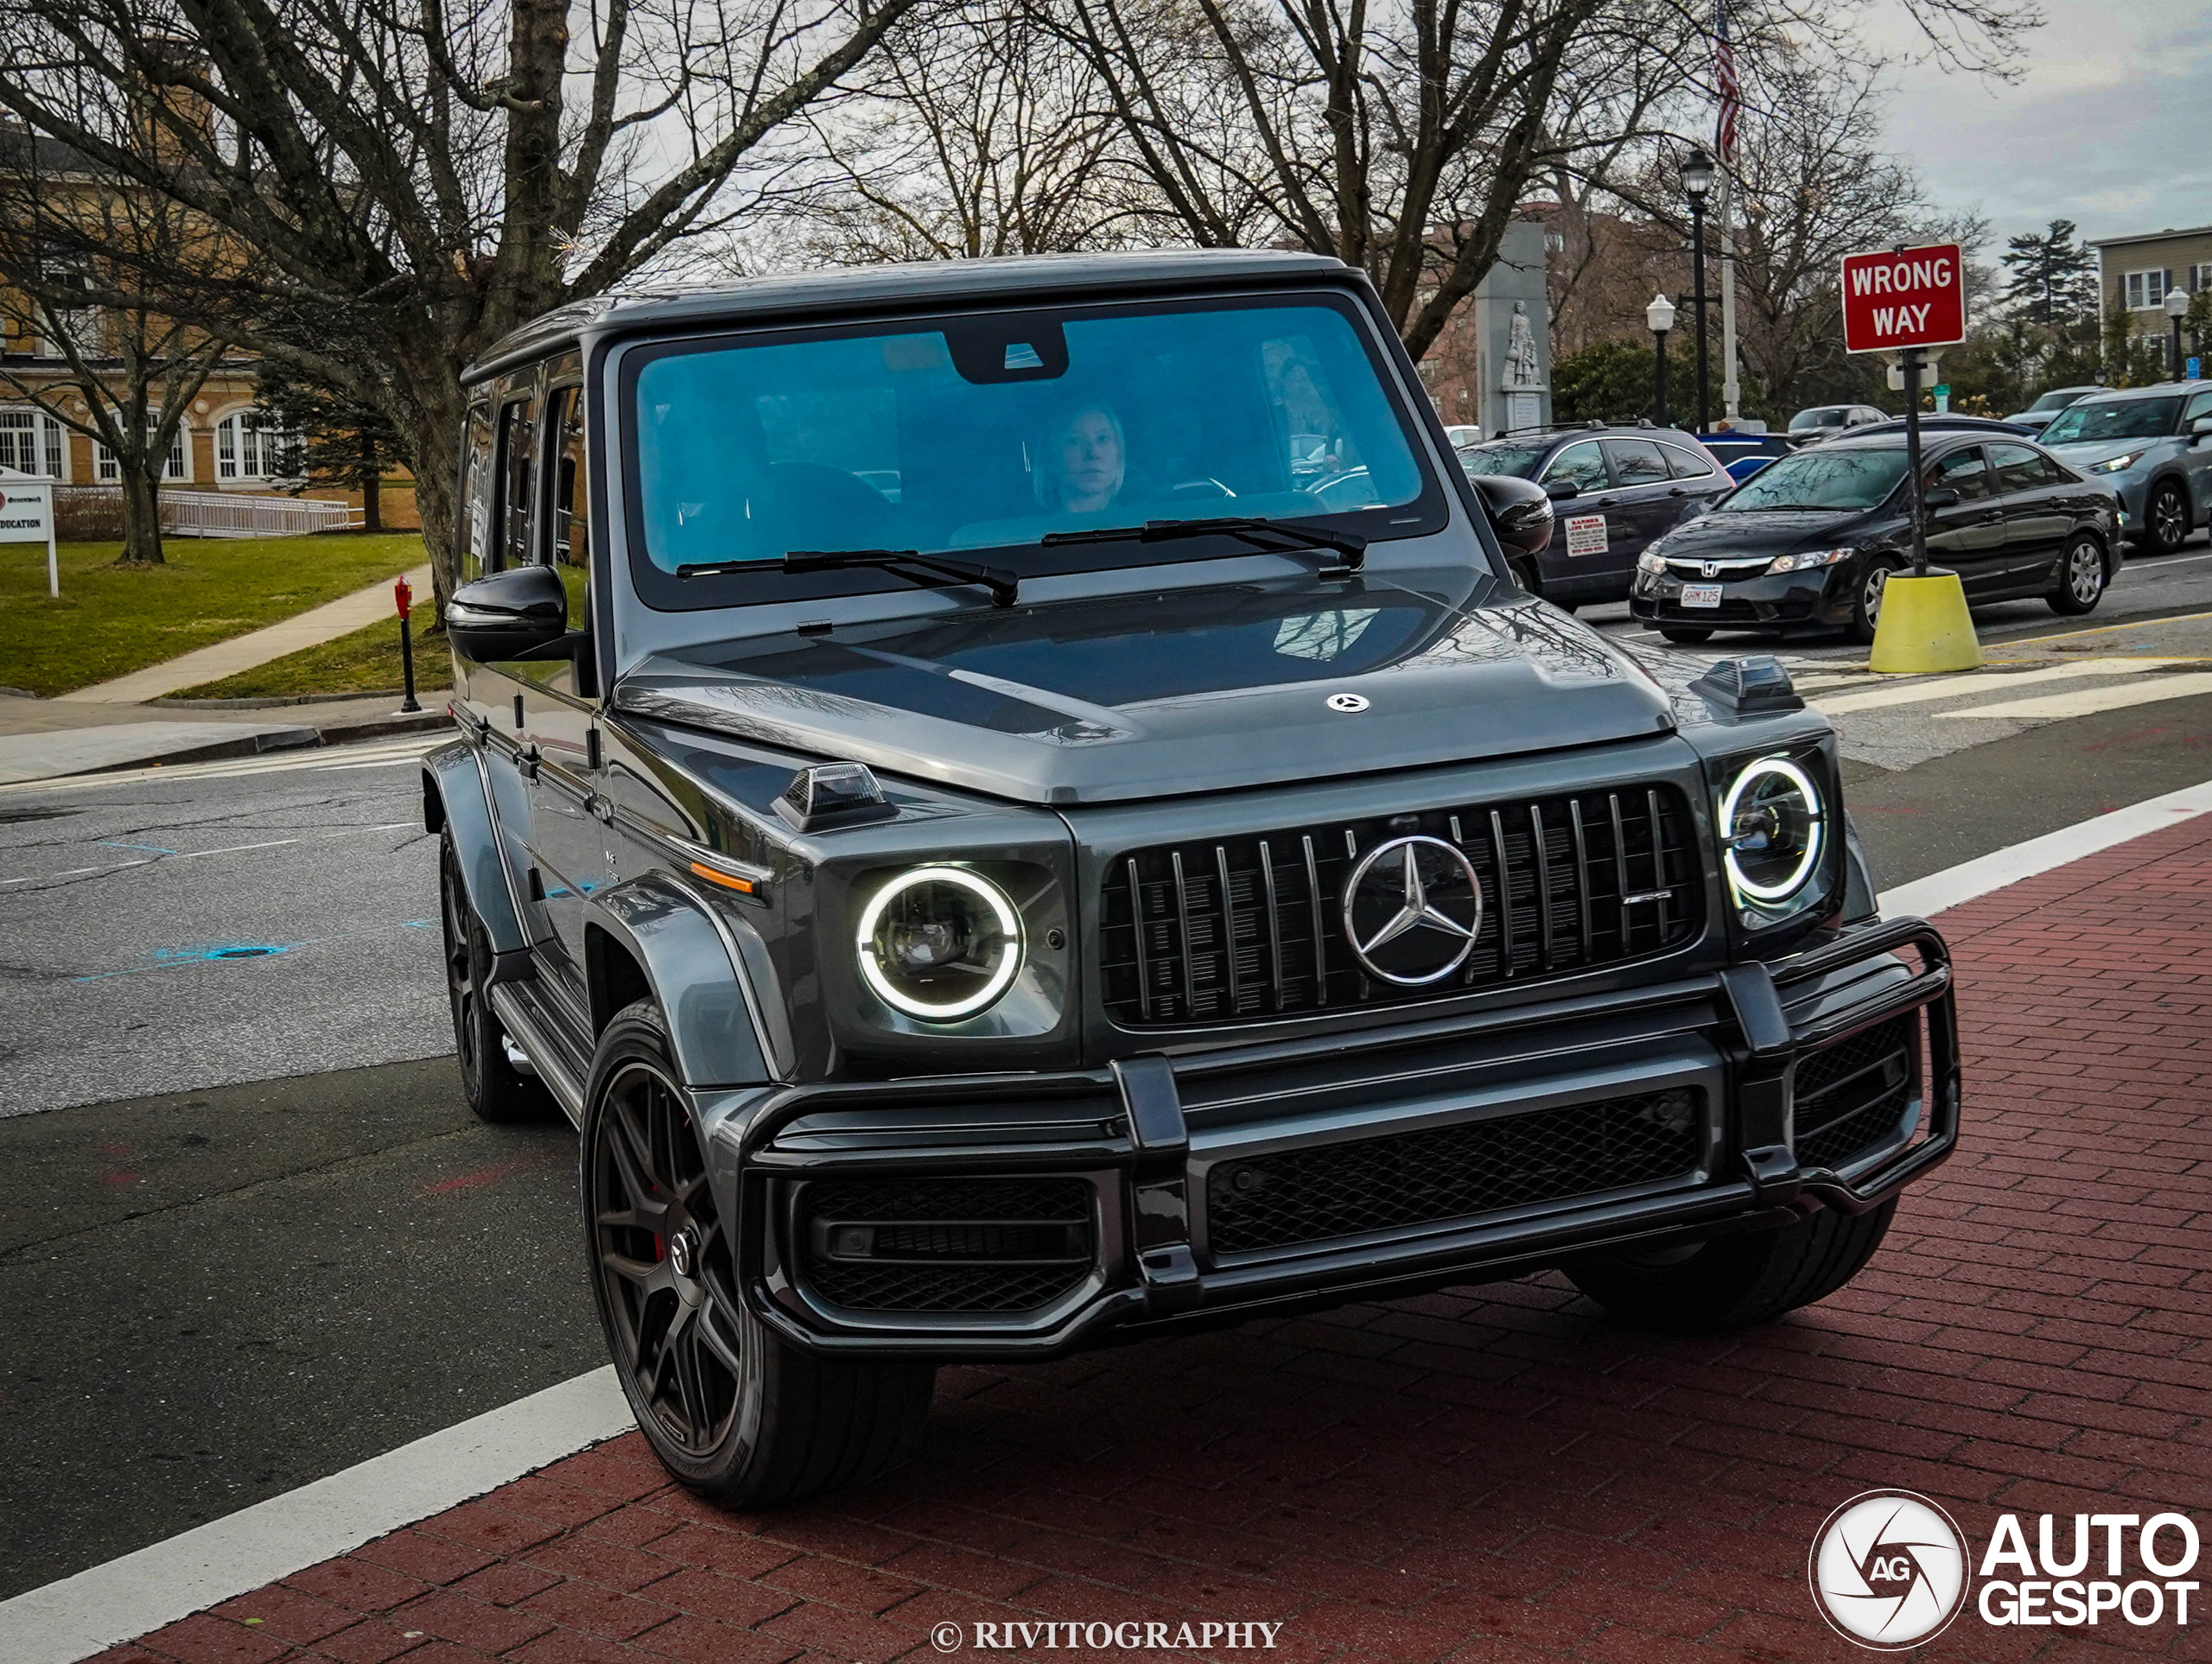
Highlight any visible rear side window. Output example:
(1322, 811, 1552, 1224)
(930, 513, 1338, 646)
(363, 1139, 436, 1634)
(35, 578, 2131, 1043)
(1542, 441, 1608, 492)
(1605, 438, 1669, 486)
(494, 397, 537, 572)
(1986, 443, 2048, 494)
(1659, 442, 1713, 480)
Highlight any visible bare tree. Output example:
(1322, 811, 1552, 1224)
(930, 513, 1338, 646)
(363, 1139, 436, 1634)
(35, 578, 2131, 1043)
(1041, 0, 2032, 356)
(0, 0, 925, 600)
(0, 117, 232, 564)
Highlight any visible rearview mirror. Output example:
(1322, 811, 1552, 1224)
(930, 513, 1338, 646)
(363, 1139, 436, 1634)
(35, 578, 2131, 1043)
(445, 564, 569, 662)
(1472, 473, 1555, 556)
(1542, 479, 1580, 502)
(1923, 486, 1962, 511)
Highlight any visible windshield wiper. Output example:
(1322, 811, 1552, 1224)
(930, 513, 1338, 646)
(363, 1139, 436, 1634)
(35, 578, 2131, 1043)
(1737, 503, 1850, 511)
(1041, 515, 1367, 571)
(677, 549, 1019, 607)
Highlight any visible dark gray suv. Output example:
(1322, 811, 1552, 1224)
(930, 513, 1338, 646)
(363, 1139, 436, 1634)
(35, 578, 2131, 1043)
(426, 251, 1960, 1506)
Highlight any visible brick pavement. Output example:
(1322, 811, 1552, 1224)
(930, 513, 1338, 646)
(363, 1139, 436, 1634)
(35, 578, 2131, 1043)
(94, 818, 2212, 1664)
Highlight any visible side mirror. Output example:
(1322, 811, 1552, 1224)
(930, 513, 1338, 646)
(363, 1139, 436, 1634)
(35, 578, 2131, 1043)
(445, 564, 569, 662)
(1542, 479, 1580, 501)
(1923, 486, 1962, 511)
(1473, 473, 1555, 556)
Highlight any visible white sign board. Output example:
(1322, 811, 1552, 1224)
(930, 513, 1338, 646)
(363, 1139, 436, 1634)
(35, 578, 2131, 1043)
(1564, 514, 1608, 558)
(0, 469, 60, 597)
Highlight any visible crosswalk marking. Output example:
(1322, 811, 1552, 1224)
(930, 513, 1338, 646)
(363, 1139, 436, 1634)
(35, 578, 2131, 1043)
(1932, 670, 2212, 721)
(1813, 657, 2187, 716)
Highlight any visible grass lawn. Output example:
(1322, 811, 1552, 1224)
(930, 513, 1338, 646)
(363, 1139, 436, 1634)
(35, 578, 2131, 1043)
(0, 531, 426, 697)
(176, 613, 454, 701)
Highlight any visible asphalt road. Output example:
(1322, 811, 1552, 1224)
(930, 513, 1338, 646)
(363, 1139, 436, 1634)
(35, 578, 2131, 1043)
(2, 542, 2209, 1602)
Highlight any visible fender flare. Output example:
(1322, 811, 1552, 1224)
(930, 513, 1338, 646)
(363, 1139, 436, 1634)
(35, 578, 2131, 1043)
(585, 871, 779, 1088)
(421, 740, 527, 954)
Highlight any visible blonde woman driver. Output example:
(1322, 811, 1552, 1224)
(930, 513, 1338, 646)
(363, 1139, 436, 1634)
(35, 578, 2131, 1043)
(1033, 400, 1126, 515)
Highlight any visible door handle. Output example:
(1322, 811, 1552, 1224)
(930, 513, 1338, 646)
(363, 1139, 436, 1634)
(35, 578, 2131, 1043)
(1667, 486, 1687, 497)
(1596, 497, 1618, 507)
(1978, 510, 2003, 524)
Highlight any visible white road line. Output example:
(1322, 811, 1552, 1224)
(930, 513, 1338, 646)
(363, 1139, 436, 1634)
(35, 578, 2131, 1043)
(0, 1370, 632, 1664)
(1812, 657, 2185, 716)
(0, 825, 428, 887)
(1880, 777, 2212, 918)
(1932, 670, 2212, 722)
(0, 737, 444, 795)
(11, 779, 2212, 1663)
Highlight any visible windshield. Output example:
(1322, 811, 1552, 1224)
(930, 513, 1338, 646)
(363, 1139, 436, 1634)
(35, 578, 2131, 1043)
(1455, 441, 1550, 478)
(1718, 448, 1907, 511)
(2029, 388, 2089, 413)
(624, 294, 1434, 605)
(1789, 408, 1847, 430)
(2041, 397, 2181, 445)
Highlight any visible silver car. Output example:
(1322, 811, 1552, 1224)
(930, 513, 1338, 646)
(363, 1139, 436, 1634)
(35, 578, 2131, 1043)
(2037, 383, 2212, 554)
(2004, 384, 2107, 435)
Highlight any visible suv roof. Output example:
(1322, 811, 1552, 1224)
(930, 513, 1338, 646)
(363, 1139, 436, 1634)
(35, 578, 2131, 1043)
(464, 249, 1350, 384)
(2072, 382, 2198, 405)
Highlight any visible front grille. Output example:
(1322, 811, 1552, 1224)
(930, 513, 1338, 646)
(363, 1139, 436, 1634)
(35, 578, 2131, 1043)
(1100, 785, 1702, 1027)
(798, 1177, 1095, 1315)
(1205, 1089, 1706, 1256)
(1794, 1013, 1919, 1171)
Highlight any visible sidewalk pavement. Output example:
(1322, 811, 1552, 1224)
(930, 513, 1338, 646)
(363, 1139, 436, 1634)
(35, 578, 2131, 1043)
(54, 562, 434, 706)
(70, 813, 2212, 1663)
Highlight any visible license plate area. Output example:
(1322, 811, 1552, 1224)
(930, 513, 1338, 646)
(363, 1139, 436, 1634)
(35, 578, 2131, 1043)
(1681, 584, 1723, 608)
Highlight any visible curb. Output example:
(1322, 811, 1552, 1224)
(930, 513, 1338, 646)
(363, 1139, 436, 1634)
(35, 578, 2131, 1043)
(149, 689, 417, 710)
(70, 708, 452, 778)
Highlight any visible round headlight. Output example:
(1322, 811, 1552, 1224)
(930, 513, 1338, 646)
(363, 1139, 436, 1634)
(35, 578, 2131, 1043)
(1719, 757, 1825, 903)
(855, 867, 1023, 1019)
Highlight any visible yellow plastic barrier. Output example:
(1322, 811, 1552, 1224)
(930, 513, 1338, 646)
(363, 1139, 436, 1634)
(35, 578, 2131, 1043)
(1869, 571, 1983, 674)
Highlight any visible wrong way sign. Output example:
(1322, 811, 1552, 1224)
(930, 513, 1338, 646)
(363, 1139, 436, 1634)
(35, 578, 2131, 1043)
(1840, 244, 1966, 354)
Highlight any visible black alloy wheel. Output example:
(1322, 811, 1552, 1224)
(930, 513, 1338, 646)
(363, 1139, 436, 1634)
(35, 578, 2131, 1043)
(439, 829, 543, 1122)
(2048, 534, 2108, 616)
(582, 1000, 936, 1506)
(1847, 555, 1904, 645)
(2145, 481, 2191, 556)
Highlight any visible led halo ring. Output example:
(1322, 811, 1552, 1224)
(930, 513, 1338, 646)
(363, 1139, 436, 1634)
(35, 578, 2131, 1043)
(855, 865, 1024, 1020)
(1719, 755, 1825, 904)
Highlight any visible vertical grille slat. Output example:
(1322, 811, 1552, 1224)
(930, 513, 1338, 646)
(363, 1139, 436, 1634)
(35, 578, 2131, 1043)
(1102, 783, 1703, 1028)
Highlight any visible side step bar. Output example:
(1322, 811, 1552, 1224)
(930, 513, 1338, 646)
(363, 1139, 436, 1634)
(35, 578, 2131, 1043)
(489, 981, 588, 1127)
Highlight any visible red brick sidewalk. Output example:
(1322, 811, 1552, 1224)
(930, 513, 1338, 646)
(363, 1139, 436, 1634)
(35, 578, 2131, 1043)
(99, 820, 2212, 1664)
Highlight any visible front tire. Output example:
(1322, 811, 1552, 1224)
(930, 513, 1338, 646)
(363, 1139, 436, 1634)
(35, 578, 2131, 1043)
(1847, 556, 1904, 645)
(583, 1000, 936, 1506)
(2144, 481, 2190, 556)
(1567, 1200, 1897, 1334)
(2047, 533, 2108, 615)
(440, 830, 544, 1123)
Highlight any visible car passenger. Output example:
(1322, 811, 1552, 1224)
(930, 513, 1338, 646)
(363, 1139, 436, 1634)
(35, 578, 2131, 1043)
(1033, 400, 1127, 514)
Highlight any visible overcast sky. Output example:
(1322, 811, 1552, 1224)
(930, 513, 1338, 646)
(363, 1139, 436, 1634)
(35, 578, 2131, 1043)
(1867, 0, 2212, 258)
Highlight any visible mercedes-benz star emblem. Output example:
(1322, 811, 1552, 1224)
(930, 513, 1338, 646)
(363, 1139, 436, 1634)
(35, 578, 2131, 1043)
(1326, 692, 1370, 713)
(1341, 835, 1483, 986)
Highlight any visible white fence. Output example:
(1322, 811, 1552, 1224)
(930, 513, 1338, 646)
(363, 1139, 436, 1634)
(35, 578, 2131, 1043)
(52, 486, 363, 541)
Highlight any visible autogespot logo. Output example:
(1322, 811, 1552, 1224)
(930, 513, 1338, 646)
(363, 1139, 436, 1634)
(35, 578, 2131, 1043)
(1808, 1490, 1972, 1649)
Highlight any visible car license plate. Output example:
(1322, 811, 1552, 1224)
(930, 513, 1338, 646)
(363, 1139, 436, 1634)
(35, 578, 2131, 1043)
(1680, 584, 1723, 608)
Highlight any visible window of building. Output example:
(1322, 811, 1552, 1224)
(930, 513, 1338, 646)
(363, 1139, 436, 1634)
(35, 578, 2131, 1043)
(2124, 269, 2174, 311)
(95, 420, 189, 483)
(0, 406, 67, 479)
(215, 410, 296, 480)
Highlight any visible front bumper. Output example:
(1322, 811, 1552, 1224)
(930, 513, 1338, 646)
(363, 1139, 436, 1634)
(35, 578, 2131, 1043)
(1630, 565, 1852, 629)
(721, 916, 1960, 1360)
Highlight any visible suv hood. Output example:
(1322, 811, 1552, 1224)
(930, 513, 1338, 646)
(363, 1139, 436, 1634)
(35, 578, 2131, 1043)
(2044, 435, 2162, 467)
(613, 575, 1676, 805)
(1653, 507, 1874, 558)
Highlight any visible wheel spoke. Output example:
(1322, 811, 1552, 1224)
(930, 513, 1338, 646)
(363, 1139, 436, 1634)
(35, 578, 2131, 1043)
(599, 1248, 661, 1286)
(671, 1318, 710, 1437)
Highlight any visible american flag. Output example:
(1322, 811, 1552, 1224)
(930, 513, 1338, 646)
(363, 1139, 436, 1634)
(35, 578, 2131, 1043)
(1713, 0, 1739, 166)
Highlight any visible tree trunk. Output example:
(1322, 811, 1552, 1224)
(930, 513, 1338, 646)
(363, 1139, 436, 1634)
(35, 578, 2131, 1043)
(115, 467, 163, 565)
(360, 434, 383, 532)
(391, 329, 467, 612)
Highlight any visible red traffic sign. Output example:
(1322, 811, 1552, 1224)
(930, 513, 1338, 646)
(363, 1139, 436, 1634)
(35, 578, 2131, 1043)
(1840, 244, 1966, 354)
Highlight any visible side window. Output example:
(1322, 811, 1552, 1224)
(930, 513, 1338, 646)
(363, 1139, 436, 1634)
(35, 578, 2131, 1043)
(1928, 447, 1993, 501)
(459, 403, 496, 583)
(1987, 443, 2048, 494)
(2039, 454, 2075, 485)
(548, 386, 590, 630)
(1605, 438, 1669, 486)
(493, 396, 537, 572)
(1660, 442, 1714, 480)
(2185, 389, 2212, 425)
(1541, 441, 1608, 492)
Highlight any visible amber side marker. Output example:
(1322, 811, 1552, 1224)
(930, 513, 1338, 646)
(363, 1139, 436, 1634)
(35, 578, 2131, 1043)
(689, 861, 754, 894)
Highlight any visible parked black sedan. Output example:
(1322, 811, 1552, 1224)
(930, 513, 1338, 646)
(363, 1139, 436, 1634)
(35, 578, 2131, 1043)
(1456, 423, 1732, 608)
(1630, 431, 2120, 645)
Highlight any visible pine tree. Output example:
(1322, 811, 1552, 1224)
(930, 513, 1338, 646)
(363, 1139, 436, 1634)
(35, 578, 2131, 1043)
(2001, 220, 2098, 326)
(252, 360, 408, 532)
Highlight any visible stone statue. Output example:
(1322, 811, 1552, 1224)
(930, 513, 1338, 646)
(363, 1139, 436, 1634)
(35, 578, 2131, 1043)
(1503, 301, 1543, 389)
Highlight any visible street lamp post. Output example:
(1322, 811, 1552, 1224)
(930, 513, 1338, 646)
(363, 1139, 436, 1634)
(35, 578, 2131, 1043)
(1646, 294, 1677, 426)
(2167, 287, 2190, 377)
(1681, 146, 1714, 435)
